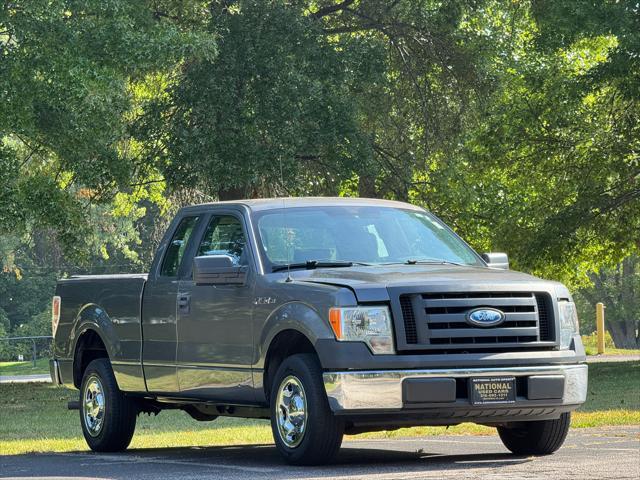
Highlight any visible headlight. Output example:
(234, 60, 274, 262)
(559, 301, 579, 349)
(328, 306, 395, 354)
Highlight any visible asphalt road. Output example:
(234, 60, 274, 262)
(1, 426, 638, 480)
(0, 374, 51, 384)
(585, 354, 640, 363)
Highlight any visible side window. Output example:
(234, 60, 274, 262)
(160, 216, 199, 277)
(197, 215, 248, 266)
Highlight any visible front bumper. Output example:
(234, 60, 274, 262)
(323, 364, 587, 413)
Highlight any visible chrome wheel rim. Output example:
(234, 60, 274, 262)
(276, 375, 307, 448)
(83, 375, 105, 437)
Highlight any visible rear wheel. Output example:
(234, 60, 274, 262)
(270, 354, 344, 465)
(497, 412, 571, 455)
(80, 358, 137, 452)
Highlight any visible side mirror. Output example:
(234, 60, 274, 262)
(481, 252, 509, 270)
(193, 255, 247, 285)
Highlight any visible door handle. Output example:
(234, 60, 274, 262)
(177, 294, 191, 314)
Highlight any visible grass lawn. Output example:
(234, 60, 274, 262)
(581, 334, 640, 356)
(584, 345, 640, 356)
(0, 358, 50, 376)
(0, 361, 638, 456)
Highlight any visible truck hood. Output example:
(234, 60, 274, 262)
(293, 264, 560, 302)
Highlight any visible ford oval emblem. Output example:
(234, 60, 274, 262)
(466, 308, 506, 327)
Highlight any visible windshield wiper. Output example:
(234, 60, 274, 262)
(407, 259, 465, 266)
(272, 260, 357, 272)
(383, 259, 466, 267)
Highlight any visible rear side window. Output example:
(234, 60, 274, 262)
(161, 216, 199, 276)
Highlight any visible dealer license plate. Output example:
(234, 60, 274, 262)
(470, 377, 516, 405)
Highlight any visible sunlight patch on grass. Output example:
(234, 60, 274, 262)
(0, 358, 50, 376)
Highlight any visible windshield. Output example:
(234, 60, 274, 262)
(254, 206, 482, 269)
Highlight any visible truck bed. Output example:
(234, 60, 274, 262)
(54, 273, 148, 391)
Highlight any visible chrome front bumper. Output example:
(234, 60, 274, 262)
(323, 364, 588, 412)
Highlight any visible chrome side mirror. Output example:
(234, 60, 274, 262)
(481, 252, 509, 270)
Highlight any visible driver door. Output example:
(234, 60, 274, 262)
(176, 211, 256, 402)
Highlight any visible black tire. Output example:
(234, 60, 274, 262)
(79, 358, 137, 452)
(498, 412, 571, 455)
(270, 353, 344, 465)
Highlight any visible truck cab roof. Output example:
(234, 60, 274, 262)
(180, 197, 424, 213)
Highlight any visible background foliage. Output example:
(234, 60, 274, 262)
(1, 0, 638, 349)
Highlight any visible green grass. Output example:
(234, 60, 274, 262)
(581, 333, 640, 356)
(0, 358, 50, 376)
(584, 345, 640, 356)
(0, 362, 638, 456)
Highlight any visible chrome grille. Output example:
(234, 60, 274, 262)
(396, 291, 555, 352)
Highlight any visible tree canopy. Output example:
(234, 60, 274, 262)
(1, 0, 638, 346)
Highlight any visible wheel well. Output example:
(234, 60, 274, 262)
(73, 329, 109, 388)
(263, 330, 317, 399)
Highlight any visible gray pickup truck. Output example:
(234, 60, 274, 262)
(50, 197, 587, 464)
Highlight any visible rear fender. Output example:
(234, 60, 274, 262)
(71, 304, 118, 360)
(70, 304, 145, 392)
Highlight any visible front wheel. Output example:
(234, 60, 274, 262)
(80, 358, 137, 452)
(270, 354, 344, 465)
(497, 412, 571, 455)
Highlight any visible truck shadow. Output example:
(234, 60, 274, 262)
(2, 443, 535, 479)
(81, 443, 532, 475)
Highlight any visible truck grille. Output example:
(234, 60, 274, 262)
(535, 293, 554, 341)
(400, 295, 418, 344)
(396, 291, 555, 352)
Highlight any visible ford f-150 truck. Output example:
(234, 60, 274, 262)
(50, 197, 587, 465)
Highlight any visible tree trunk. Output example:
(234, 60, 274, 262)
(394, 183, 409, 202)
(218, 186, 246, 201)
(607, 320, 639, 349)
(358, 174, 377, 198)
(587, 256, 639, 349)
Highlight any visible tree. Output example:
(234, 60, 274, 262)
(314, 0, 488, 200)
(0, 0, 215, 264)
(138, 1, 489, 201)
(1, 1, 637, 346)
(1, 1, 216, 340)
(578, 255, 639, 348)
(412, 0, 639, 287)
(139, 1, 377, 200)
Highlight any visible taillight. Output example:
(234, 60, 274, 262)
(52, 296, 61, 336)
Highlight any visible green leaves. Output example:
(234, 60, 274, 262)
(0, 1, 637, 322)
(404, 2, 640, 286)
(140, 1, 373, 199)
(1, 0, 215, 263)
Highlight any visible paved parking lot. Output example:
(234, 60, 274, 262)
(1, 426, 638, 480)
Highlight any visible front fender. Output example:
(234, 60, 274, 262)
(257, 301, 335, 370)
